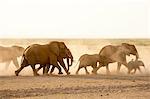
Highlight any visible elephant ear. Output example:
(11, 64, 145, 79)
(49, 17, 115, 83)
(122, 43, 138, 56)
(59, 42, 66, 49)
(48, 41, 60, 56)
(58, 42, 68, 55)
(121, 43, 131, 56)
(48, 41, 67, 56)
(137, 60, 145, 66)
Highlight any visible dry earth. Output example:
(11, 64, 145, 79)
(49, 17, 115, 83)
(0, 74, 149, 99)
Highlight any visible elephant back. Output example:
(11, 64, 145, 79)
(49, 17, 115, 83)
(22, 44, 49, 64)
(79, 54, 89, 61)
(99, 45, 118, 57)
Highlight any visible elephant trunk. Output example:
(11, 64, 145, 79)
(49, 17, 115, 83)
(141, 64, 145, 68)
(66, 59, 70, 71)
(143, 65, 145, 69)
(135, 53, 139, 60)
(66, 48, 73, 66)
(67, 56, 73, 71)
(70, 56, 73, 66)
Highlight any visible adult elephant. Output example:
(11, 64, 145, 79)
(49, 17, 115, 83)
(0, 45, 24, 69)
(93, 43, 139, 74)
(15, 41, 73, 76)
(36, 48, 73, 75)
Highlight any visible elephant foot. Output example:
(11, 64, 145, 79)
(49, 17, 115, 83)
(67, 72, 70, 75)
(92, 72, 97, 75)
(34, 73, 40, 76)
(58, 72, 63, 74)
(76, 72, 78, 75)
(15, 71, 19, 76)
(92, 70, 97, 74)
(43, 73, 49, 76)
(35, 69, 39, 72)
(86, 72, 90, 75)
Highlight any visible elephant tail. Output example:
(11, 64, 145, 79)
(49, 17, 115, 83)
(21, 54, 25, 64)
(20, 54, 28, 66)
(23, 45, 31, 53)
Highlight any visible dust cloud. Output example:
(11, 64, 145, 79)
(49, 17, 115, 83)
(0, 39, 149, 76)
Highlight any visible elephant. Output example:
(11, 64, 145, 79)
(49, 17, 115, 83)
(127, 59, 145, 74)
(0, 45, 24, 69)
(36, 48, 73, 75)
(15, 41, 72, 76)
(76, 54, 109, 75)
(93, 43, 139, 74)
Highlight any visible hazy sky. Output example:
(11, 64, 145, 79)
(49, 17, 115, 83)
(0, 0, 149, 38)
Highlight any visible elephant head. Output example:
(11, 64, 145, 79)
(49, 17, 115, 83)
(121, 43, 139, 60)
(48, 41, 67, 57)
(137, 60, 145, 68)
(12, 45, 25, 57)
(48, 41, 73, 70)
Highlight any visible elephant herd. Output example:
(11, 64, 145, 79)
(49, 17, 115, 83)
(0, 41, 146, 76)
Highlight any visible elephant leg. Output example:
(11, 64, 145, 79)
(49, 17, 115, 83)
(44, 64, 50, 75)
(117, 62, 121, 73)
(128, 70, 131, 74)
(127, 68, 132, 74)
(50, 66, 55, 74)
(42, 65, 49, 76)
(58, 58, 70, 75)
(84, 67, 89, 75)
(12, 58, 19, 69)
(91, 65, 97, 74)
(5, 61, 11, 70)
(92, 63, 103, 74)
(31, 65, 39, 76)
(36, 65, 43, 72)
(42, 65, 46, 74)
(15, 66, 25, 76)
(50, 64, 63, 75)
(67, 58, 70, 71)
(132, 68, 137, 74)
(76, 67, 81, 75)
(106, 65, 110, 75)
(92, 67, 98, 74)
(137, 67, 142, 73)
(36, 64, 48, 75)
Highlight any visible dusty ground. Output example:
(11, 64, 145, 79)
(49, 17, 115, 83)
(0, 74, 149, 99)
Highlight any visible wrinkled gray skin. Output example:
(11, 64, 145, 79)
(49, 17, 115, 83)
(15, 41, 71, 76)
(93, 43, 139, 74)
(0, 45, 24, 69)
(36, 48, 73, 75)
(76, 54, 100, 74)
(127, 59, 145, 74)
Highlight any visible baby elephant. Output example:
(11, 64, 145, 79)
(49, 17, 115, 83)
(76, 54, 100, 74)
(127, 59, 145, 74)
